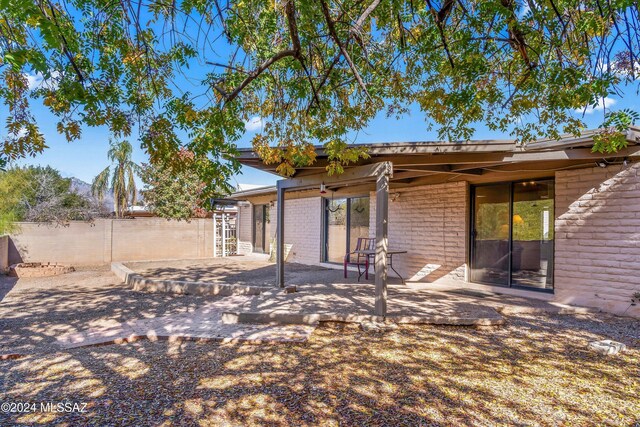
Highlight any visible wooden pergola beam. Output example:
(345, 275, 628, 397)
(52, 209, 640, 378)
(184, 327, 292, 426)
(275, 162, 394, 318)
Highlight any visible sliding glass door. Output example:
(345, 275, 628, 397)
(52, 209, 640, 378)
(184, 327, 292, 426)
(324, 196, 370, 263)
(470, 184, 511, 286)
(470, 180, 554, 290)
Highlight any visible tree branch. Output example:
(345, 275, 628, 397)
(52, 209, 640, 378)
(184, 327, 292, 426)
(350, 0, 381, 40)
(426, 0, 455, 69)
(222, 50, 298, 105)
(319, 0, 372, 101)
(219, 0, 304, 106)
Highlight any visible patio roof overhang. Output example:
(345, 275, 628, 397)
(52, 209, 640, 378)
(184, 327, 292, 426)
(233, 126, 640, 196)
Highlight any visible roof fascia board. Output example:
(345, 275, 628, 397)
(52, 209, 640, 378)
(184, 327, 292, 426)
(278, 162, 393, 190)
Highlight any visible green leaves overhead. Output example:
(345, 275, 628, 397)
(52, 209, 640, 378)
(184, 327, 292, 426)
(1, 0, 639, 178)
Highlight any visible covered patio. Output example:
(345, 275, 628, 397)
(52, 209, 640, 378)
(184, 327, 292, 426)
(232, 127, 640, 318)
(121, 257, 591, 327)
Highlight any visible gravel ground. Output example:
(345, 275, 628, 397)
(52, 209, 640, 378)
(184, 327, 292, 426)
(1, 311, 638, 426)
(0, 267, 223, 354)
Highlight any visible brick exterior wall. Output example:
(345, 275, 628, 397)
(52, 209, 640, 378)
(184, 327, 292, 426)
(369, 181, 468, 283)
(237, 203, 253, 255)
(236, 198, 320, 263)
(233, 164, 640, 318)
(555, 163, 640, 317)
(283, 197, 322, 263)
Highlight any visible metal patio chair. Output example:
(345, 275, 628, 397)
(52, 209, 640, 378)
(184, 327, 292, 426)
(344, 237, 375, 281)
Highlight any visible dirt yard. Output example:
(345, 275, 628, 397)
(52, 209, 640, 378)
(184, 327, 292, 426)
(0, 266, 638, 426)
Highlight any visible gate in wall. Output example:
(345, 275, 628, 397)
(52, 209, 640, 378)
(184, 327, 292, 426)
(213, 212, 237, 256)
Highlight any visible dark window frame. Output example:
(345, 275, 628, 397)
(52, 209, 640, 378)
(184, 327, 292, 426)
(469, 178, 555, 293)
(322, 195, 369, 264)
(252, 204, 267, 253)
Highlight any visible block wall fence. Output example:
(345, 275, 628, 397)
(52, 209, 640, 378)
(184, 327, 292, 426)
(8, 218, 214, 266)
(0, 235, 8, 271)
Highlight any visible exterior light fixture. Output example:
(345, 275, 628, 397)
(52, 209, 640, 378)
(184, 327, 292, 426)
(597, 161, 607, 168)
(320, 183, 327, 194)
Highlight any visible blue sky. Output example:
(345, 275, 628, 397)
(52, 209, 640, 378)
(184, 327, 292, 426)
(9, 87, 636, 189)
(2, 3, 639, 190)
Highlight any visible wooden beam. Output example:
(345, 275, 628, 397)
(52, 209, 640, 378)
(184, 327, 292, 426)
(276, 182, 285, 288)
(397, 165, 485, 175)
(391, 170, 440, 181)
(374, 169, 389, 317)
(278, 162, 393, 190)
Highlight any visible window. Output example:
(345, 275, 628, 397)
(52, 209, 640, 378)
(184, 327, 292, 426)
(323, 196, 370, 263)
(470, 179, 554, 290)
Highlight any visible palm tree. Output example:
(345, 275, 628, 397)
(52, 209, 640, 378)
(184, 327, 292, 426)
(92, 140, 141, 218)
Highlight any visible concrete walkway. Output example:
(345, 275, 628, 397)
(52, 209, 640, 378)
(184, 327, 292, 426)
(0, 267, 316, 360)
(55, 295, 316, 352)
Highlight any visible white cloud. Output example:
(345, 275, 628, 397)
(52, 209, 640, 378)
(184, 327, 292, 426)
(24, 72, 43, 90)
(23, 71, 61, 90)
(575, 97, 616, 115)
(244, 116, 264, 132)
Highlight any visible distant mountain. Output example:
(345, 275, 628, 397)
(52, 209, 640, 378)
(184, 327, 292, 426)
(70, 177, 114, 211)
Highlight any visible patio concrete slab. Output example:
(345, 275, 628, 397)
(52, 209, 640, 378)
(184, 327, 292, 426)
(126, 259, 597, 327)
(222, 284, 505, 326)
(112, 262, 272, 296)
(55, 295, 316, 351)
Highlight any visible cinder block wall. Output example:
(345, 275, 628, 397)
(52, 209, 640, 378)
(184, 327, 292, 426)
(282, 197, 322, 263)
(237, 203, 253, 255)
(236, 198, 320, 263)
(0, 235, 9, 272)
(369, 181, 468, 282)
(9, 218, 214, 265)
(555, 163, 640, 317)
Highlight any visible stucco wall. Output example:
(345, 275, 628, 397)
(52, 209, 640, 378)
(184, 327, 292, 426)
(0, 235, 8, 272)
(369, 181, 468, 283)
(555, 163, 640, 317)
(8, 218, 215, 265)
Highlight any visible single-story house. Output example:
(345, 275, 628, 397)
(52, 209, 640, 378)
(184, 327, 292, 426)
(228, 127, 640, 318)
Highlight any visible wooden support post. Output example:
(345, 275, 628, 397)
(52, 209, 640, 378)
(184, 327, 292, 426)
(276, 182, 285, 288)
(374, 170, 389, 317)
